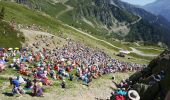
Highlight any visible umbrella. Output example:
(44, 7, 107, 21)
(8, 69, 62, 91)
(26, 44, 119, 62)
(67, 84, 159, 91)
(119, 50, 130, 54)
(8, 48, 13, 51)
(61, 58, 65, 62)
(67, 61, 71, 65)
(15, 47, 19, 50)
(0, 60, 6, 64)
(23, 48, 27, 51)
(0, 48, 4, 51)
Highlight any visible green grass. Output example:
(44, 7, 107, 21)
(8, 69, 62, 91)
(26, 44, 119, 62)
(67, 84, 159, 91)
(0, 76, 6, 86)
(0, 20, 25, 48)
(129, 53, 154, 61)
(134, 47, 163, 54)
(0, 68, 19, 76)
(0, 68, 16, 92)
(31, 1, 67, 17)
(0, 1, 61, 32)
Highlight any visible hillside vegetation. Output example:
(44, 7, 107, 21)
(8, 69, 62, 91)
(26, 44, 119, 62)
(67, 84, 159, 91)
(16, 0, 67, 17)
(0, 7, 25, 48)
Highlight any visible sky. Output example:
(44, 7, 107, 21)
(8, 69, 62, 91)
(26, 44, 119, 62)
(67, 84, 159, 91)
(121, 0, 156, 6)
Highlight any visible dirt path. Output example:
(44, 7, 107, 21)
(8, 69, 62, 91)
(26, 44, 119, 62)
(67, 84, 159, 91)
(127, 15, 142, 27)
(56, 4, 73, 18)
(52, 0, 68, 4)
(130, 15, 142, 25)
(63, 24, 122, 50)
(130, 47, 159, 57)
(135, 47, 163, 51)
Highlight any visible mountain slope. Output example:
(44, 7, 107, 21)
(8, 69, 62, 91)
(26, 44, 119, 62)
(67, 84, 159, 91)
(143, 0, 170, 22)
(64, 0, 170, 47)
(115, 0, 170, 47)
(7, 0, 170, 48)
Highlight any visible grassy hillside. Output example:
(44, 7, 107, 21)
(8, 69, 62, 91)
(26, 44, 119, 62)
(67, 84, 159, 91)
(0, 1, 62, 32)
(0, 21, 25, 48)
(16, 0, 67, 17)
(0, 6, 24, 48)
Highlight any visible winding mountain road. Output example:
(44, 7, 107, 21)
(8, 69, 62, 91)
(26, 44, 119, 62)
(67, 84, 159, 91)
(128, 15, 142, 26)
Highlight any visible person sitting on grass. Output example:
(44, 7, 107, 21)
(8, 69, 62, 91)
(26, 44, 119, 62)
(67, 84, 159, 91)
(33, 79, 44, 97)
(10, 77, 25, 96)
(61, 80, 66, 88)
(50, 69, 56, 80)
(25, 78, 33, 89)
(69, 74, 74, 81)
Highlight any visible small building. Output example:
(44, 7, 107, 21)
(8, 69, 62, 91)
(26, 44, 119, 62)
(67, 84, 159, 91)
(117, 50, 131, 57)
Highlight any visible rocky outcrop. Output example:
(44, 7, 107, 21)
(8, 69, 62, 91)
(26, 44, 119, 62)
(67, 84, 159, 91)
(129, 50, 170, 100)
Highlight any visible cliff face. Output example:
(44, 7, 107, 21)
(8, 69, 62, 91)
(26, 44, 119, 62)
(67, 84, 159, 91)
(129, 50, 170, 99)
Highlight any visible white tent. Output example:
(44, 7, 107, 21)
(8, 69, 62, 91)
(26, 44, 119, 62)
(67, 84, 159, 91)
(119, 50, 131, 54)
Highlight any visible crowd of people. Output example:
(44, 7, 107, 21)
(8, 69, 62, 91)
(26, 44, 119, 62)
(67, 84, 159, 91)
(0, 37, 144, 97)
(9, 76, 45, 97)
